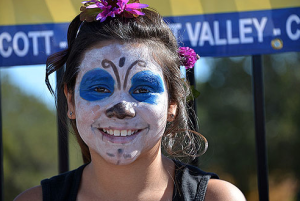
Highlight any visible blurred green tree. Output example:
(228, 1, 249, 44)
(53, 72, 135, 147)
(195, 52, 300, 200)
(2, 74, 57, 201)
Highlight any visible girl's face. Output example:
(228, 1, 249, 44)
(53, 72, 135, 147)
(70, 42, 169, 165)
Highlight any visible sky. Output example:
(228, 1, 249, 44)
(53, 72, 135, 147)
(1, 59, 211, 110)
(1, 64, 56, 110)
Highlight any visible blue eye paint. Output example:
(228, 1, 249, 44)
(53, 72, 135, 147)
(129, 70, 164, 104)
(80, 69, 114, 101)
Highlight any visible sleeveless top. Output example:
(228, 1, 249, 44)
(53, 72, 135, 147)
(41, 160, 219, 201)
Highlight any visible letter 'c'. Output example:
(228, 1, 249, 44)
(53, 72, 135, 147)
(286, 14, 300, 40)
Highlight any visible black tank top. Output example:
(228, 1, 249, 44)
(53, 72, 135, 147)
(41, 160, 218, 201)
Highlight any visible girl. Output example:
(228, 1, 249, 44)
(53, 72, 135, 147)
(15, 1, 245, 200)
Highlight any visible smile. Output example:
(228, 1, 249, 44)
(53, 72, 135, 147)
(99, 128, 142, 137)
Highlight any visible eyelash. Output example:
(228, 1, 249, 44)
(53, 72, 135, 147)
(133, 87, 151, 94)
(94, 87, 111, 93)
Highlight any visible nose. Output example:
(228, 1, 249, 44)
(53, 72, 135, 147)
(105, 101, 136, 119)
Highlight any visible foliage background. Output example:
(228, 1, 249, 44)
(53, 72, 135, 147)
(2, 52, 300, 200)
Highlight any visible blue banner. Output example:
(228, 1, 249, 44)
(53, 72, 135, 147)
(0, 7, 300, 67)
(0, 23, 68, 67)
(166, 7, 300, 57)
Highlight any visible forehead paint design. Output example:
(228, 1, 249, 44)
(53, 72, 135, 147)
(101, 58, 146, 90)
(119, 57, 126, 67)
(80, 68, 114, 101)
(102, 59, 121, 89)
(123, 60, 146, 89)
(129, 70, 165, 105)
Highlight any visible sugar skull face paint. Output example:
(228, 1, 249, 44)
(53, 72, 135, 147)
(80, 69, 114, 101)
(129, 70, 165, 104)
(73, 42, 169, 165)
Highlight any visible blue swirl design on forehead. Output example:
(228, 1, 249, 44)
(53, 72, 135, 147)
(80, 69, 114, 101)
(129, 70, 165, 105)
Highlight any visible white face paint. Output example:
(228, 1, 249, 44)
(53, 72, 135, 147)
(74, 42, 169, 165)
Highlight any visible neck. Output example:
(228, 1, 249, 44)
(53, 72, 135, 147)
(81, 144, 175, 200)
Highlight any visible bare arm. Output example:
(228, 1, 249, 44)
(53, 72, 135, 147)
(205, 179, 246, 201)
(13, 185, 43, 201)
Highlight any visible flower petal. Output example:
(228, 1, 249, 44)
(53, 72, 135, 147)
(82, 0, 97, 3)
(96, 13, 106, 21)
(125, 9, 145, 16)
(126, 3, 149, 9)
(86, 4, 100, 8)
(118, 0, 130, 4)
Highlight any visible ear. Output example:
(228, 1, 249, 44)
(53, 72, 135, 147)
(167, 101, 177, 122)
(64, 84, 76, 119)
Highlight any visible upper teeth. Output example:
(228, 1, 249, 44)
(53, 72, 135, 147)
(102, 129, 137, 136)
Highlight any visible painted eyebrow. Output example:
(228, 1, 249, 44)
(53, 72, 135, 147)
(81, 71, 113, 85)
(132, 75, 160, 83)
(130, 71, 165, 91)
(132, 71, 162, 81)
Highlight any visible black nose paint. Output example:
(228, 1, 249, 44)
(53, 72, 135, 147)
(106, 101, 136, 119)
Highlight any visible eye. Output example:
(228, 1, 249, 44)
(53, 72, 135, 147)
(133, 87, 150, 94)
(94, 87, 111, 93)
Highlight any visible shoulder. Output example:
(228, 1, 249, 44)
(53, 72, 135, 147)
(173, 160, 219, 179)
(205, 179, 246, 201)
(14, 185, 43, 201)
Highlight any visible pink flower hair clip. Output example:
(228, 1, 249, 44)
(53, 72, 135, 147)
(80, 0, 149, 22)
(178, 47, 200, 69)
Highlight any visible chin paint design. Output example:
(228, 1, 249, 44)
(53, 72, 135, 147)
(74, 43, 169, 165)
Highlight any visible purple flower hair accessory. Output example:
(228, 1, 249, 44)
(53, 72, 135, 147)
(178, 47, 200, 69)
(80, 0, 149, 22)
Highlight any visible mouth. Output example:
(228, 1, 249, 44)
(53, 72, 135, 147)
(98, 128, 142, 137)
(98, 128, 145, 144)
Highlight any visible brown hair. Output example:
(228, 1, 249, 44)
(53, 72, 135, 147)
(46, 8, 207, 164)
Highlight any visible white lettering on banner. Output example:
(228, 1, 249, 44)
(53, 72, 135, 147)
(28, 32, 40, 56)
(13, 32, 29, 57)
(226, 20, 239, 44)
(273, 28, 281, 36)
(59, 41, 68, 49)
(28, 31, 54, 55)
(199, 22, 214, 46)
(239, 18, 253, 43)
(186, 22, 201, 47)
(286, 14, 300, 40)
(169, 23, 182, 40)
(214, 21, 226, 45)
(41, 31, 53, 55)
(253, 18, 267, 42)
(184, 17, 268, 47)
(0, 30, 54, 58)
(0, 32, 12, 58)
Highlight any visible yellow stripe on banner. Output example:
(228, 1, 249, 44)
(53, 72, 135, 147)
(44, 0, 79, 23)
(143, 0, 300, 16)
(1, 0, 300, 25)
(0, 0, 81, 25)
(0, 1, 16, 25)
(0, 0, 52, 25)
